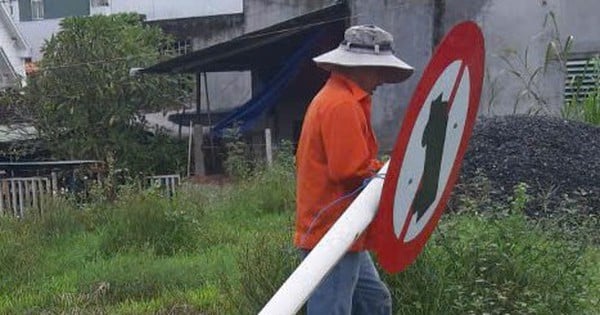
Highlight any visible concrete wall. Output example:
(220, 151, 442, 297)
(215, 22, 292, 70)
(344, 0, 600, 150)
(558, 0, 600, 55)
(477, 0, 564, 115)
(440, 0, 600, 116)
(349, 0, 435, 151)
(17, 18, 60, 60)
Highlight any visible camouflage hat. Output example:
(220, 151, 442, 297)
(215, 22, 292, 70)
(313, 25, 414, 83)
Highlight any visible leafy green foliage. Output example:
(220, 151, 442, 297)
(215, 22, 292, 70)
(222, 124, 252, 180)
(22, 13, 189, 174)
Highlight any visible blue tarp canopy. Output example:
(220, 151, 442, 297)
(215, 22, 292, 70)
(211, 31, 321, 134)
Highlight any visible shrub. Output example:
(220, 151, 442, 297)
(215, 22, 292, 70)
(382, 212, 595, 315)
(221, 229, 299, 314)
(99, 190, 202, 256)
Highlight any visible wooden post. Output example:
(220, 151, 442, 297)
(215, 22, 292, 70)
(51, 171, 58, 195)
(24, 180, 30, 216)
(10, 180, 17, 216)
(193, 124, 206, 176)
(187, 120, 193, 177)
(0, 180, 5, 215)
(32, 179, 38, 213)
(265, 128, 273, 167)
(18, 180, 24, 218)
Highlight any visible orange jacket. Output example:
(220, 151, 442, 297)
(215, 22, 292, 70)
(294, 73, 382, 252)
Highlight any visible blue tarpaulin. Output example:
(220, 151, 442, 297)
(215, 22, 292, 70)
(211, 31, 322, 135)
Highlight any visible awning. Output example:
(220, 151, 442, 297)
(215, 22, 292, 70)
(141, 3, 349, 73)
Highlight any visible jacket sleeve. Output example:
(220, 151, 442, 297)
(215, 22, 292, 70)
(321, 101, 378, 189)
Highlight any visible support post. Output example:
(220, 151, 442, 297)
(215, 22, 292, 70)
(51, 171, 58, 195)
(187, 120, 193, 177)
(193, 124, 206, 176)
(265, 128, 273, 167)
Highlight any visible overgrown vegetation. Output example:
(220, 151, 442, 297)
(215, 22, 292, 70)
(491, 9, 600, 126)
(496, 11, 573, 115)
(0, 13, 189, 175)
(562, 56, 600, 125)
(0, 148, 597, 314)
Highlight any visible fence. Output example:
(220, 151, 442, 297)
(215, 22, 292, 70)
(0, 174, 182, 217)
(146, 175, 181, 197)
(0, 177, 55, 217)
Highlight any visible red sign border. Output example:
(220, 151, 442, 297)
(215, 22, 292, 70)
(369, 21, 485, 273)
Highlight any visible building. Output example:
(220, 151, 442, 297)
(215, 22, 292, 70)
(0, 2, 30, 89)
(4, 0, 598, 174)
(144, 0, 600, 153)
(8, 0, 243, 60)
(1, 0, 247, 158)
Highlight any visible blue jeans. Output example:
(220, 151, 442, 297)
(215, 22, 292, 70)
(301, 250, 392, 315)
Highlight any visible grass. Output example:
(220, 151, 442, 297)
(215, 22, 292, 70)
(562, 56, 600, 126)
(0, 160, 598, 314)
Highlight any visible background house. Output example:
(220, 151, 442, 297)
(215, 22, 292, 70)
(145, 0, 600, 152)
(0, 3, 30, 89)
(3, 0, 598, 174)
(5, 0, 242, 60)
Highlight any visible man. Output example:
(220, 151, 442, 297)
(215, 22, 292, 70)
(294, 25, 414, 314)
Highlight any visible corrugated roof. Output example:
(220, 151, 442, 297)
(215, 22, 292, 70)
(141, 3, 349, 74)
(0, 124, 37, 143)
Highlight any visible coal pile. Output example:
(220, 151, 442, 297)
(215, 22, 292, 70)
(458, 115, 599, 215)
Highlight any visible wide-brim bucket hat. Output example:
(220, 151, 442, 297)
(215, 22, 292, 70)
(313, 25, 414, 83)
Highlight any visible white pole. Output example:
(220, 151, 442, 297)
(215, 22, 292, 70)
(265, 128, 273, 167)
(187, 121, 193, 177)
(259, 162, 389, 315)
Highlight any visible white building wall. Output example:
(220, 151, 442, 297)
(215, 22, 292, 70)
(0, 3, 30, 86)
(474, 0, 600, 116)
(92, 0, 243, 20)
(17, 0, 244, 60)
(17, 19, 61, 60)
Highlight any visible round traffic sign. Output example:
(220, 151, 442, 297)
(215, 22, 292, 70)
(368, 21, 485, 273)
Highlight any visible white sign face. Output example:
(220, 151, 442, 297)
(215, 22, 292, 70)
(392, 60, 471, 241)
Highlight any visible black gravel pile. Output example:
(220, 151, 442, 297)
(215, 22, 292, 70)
(457, 115, 599, 215)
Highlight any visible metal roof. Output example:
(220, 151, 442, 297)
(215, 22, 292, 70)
(141, 3, 349, 74)
(0, 160, 103, 167)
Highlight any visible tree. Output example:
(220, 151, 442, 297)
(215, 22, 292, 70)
(22, 13, 189, 174)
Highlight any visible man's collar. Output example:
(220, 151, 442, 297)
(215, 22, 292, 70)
(330, 73, 370, 101)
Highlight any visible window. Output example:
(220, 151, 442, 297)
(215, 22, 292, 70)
(31, 0, 44, 20)
(91, 0, 110, 7)
(161, 39, 192, 57)
(565, 55, 599, 103)
(172, 39, 192, 56)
